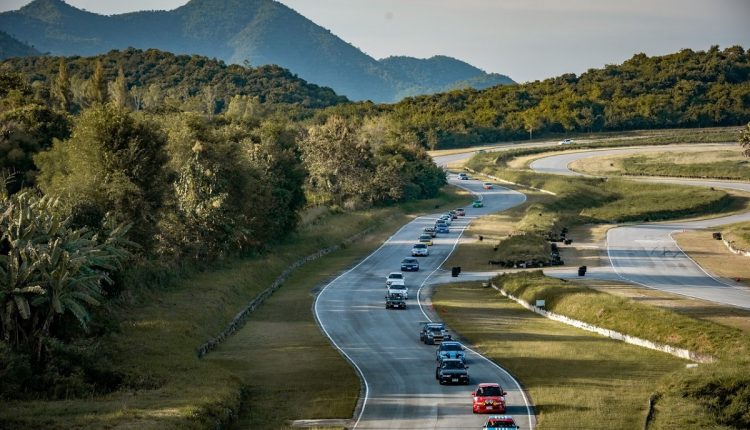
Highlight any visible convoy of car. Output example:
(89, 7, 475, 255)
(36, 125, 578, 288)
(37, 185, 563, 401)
(377, 185, 515, 425)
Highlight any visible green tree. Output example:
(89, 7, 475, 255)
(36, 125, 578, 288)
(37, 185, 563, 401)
(86, 59, 107, 105)
(34, 104, 169, 250)
(50, 58, 72, 112)
(246, 120, 307, 237)
(108, 66, 129, 109)
(300, 116, 375, 208)
(0, 191, 131, 357)
(741, 123, 750, 158)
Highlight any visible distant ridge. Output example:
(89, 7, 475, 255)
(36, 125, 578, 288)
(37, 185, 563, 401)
(0, 30, 40, 59)
(0, 0, 515, 102)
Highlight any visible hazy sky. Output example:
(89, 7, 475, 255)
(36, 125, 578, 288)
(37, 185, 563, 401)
(1, 0, 748, 82)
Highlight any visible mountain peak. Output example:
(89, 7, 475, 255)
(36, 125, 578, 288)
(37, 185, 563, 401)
(19, 0, 96, 22)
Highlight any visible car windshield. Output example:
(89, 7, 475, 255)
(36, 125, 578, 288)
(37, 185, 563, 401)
(441, 344, 462, 351)
(420, 235, 430, 240)
(414, 244, 426, 249)
(442, 361, 465, 369)
(389, 273, 403, 279)
(427, 326, 443, 332)
(477, 386, 503, 396)
(488, 420, 514, 427)
(403, 259, 417, 264)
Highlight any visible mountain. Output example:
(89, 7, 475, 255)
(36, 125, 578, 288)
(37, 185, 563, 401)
(0, 30, 40, 59)
(0, 0, 515, 102)
(379, 55, 515, 99)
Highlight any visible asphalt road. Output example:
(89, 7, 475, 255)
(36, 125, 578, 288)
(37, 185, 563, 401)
(315, 176, 535, 429)
(529, 147, 750, 309)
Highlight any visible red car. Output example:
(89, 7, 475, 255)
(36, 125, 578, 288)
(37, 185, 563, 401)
(472, 383, 507, 413)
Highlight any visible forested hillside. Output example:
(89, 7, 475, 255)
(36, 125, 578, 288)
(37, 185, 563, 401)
(0, 48, 347, 110)
(0, 30, 40, 59)
(385, 46, 750, 148)
(0, 0, 514, 102)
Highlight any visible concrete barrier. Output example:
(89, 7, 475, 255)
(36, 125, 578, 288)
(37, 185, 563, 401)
(491, 284, 715, 364)
(723, 239, 750, 258)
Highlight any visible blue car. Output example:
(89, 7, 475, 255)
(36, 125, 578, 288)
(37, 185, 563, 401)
(436, 341, 466, 363)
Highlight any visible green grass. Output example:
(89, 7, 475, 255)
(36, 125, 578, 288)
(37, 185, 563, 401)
(432, 281, 687, 430)
(492, 271, 750, 359)
(433, 274, 750, 429)
(619, 156, 750, 180)
(723, 221, 750, 250)
(0, 187, 472, 429)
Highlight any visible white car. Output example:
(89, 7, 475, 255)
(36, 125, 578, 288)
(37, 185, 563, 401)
(559, 139, 574, 145)
(387, 283, 409, 299)
(412, 243, 429, 256)
(385, 272, 405, 286)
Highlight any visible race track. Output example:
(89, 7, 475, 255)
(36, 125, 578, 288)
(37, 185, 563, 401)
(315, 176, 535, 429)
(530, 147, 750, 309)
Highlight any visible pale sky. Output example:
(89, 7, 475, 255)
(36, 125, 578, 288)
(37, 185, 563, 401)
(1, 0, 748, 82)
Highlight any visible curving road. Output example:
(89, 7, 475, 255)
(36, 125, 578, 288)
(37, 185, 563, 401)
(530, 147, 750, 309)
(315, 177, 535, 429)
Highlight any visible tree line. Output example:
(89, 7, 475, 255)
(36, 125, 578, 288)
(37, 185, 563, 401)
(383, 45, 750, 148)
(0, 52, 445, 398)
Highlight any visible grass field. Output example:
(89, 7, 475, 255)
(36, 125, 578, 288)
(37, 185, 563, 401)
(568, 147, 750, 180)
(0, 187, 472, 429)
(432, 274, 750, 429)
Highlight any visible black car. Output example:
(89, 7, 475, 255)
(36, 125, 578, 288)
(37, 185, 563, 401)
(436, 359, 470, 385)
(401, 257, 420, 272)
(419, 322, 452, 344)
(385, 292, 406, 309)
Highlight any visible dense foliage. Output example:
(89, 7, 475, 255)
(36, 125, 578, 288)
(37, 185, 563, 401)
(387, 46, 750, 148)
(1, 48, 347, 111)
(0, 45, 448, 398)
(0, 0, 513, 102)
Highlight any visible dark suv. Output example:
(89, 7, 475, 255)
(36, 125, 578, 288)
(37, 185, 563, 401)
(420, 322, 452, 344)
(400, 258, 420, 272)
(436, 359, 470, 385)
(385, 292, 406, 309)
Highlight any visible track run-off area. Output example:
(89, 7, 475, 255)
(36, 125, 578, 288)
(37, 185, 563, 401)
(314, 176, 535, 429)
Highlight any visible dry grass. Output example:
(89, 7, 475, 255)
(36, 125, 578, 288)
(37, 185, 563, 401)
(672, 229, 750, 289)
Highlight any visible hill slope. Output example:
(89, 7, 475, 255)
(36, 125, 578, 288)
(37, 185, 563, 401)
(0, 0, 514, 102)
(0, 30, 40, 59)
(388, 46, 750, 148)
(0, 48, 347, 109)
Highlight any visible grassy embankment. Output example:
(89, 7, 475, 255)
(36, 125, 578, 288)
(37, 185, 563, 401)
(569, 148, 750, 180)
(443, 148, 743, 271)
(432, 274, 750, 429)
(429, 125, 740, 158)
(0, 188, 471, 430)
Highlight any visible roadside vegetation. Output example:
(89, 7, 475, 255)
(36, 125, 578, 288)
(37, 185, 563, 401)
(0, 57, 447, 426)
(433, 278, 750, 429)
(0, 187, 470, 429)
